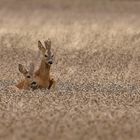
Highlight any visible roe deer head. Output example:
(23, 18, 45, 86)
(16, 63, 37, 90)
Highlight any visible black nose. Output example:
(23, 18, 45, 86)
(31, 81, 37, 85)
(48, 61, 53, 64)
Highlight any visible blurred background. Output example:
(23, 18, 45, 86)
(0, 0, 140, 28)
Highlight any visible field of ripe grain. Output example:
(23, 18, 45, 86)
(1, 0, 140, 140)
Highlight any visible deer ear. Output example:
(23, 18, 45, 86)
(38, 40, 46, 52)
(18, 64, 28, 74)
(29, 62, 34, 75)
(44, 39, 51, 49)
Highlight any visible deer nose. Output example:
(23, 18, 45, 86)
(31, 81, 37, 85)
(31, 81, 38, 90)
(48, 61, 53, 64)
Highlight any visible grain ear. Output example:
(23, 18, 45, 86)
(18, 64, 27, 74)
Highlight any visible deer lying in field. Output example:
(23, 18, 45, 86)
(30, 39, 55, 90)
(16, 63, 37, 90)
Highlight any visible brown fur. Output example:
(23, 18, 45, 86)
(16, 80, 30, 90)
(33, 40, 55, 89)
(34, 60, 51, 88)
(15, 63, 35, 90)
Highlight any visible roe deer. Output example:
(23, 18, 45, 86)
(16, 63, 37, 90)
(31, 39, 55, 90)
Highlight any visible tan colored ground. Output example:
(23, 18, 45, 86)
(0, 0, 140, 140)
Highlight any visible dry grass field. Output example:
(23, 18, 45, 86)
(1, 0, 140, 140)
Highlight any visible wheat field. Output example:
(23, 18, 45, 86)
(0, 0, 140, 140)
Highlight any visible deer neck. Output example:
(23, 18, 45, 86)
(37, 59, 50, 78)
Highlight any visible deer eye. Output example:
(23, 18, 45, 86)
(51, 54, 54, 57)
(45, 54, 48, 57)
(27, 75, 31, 78)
